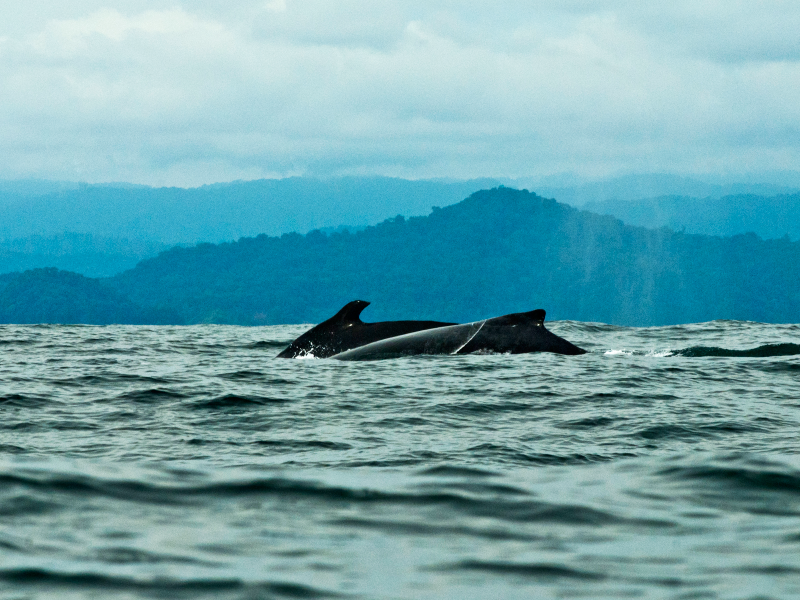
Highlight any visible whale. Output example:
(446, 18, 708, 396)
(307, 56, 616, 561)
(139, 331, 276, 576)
(276, 300, 455, 358)
(331, 309, 586, 360)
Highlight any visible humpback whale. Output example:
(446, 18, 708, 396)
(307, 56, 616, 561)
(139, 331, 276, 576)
(332, 309, 586, 360)
(276, 300, 455, 358)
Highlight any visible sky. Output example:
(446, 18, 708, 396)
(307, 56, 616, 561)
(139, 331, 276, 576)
(0, 1, 798, 187)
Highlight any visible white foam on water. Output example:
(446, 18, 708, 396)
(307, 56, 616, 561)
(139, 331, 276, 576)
(604, 348, 675, 357)
(647, 349, 675, 357)
(294, 346, 320, 359)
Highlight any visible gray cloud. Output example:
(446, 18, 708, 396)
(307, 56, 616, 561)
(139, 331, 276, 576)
(0, 1, 798, 185)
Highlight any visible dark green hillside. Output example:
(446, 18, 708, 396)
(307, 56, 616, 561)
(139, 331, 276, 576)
(108, 188, 800, 326)
(0, 269, 179, 325)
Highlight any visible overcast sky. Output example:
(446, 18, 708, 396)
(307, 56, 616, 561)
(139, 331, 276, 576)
(0, 1, 798, 186)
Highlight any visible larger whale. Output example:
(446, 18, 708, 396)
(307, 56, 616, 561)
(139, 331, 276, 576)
(332, 309, 586, 360)
(277, 300, 454, 358)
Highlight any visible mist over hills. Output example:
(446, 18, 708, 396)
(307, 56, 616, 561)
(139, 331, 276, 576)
(582, 194, 800, 241)
(0, 234, 169, 278)
(527, 173, 800, 207)
(0, 176, 496, 277)
(0, 177, 498, 244)
(0, 179, 82, 197)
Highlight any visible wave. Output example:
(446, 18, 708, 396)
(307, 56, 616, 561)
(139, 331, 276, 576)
(191, 394, 291, 409)
(0, 394, 52, 408)
(0, 568, 336, 598)
(604, 343, 800, 358)
(245, 340, 290, 349)
(465, 443, 621, 466)
(332, 516, 538, 541)
(254, 439, 353, 451)
(0, 470, 673, 528)
(112, 389, 187, 404)
(439, 560, 606, 581)
(674, 343, 800, 358)
(635, 422, 768, 441)
(659, 463, 800, 495)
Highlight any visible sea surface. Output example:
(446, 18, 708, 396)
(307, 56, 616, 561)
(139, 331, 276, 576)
(1, 321, 799, 599)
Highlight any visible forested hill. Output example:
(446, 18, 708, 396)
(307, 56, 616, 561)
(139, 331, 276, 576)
(102, 187, 800, 326)
(0, 269, 176, 325)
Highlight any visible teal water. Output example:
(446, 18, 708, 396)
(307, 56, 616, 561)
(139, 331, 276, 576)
(1, 321, 799, 599)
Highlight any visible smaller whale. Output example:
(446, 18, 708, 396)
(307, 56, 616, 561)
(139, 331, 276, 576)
(332, 309, 586, 360)
(277, 300, 455, 358)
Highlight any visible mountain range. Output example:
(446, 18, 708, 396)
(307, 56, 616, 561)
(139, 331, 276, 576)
(2, 186, 798, 326)
(2, 174, 798, 278)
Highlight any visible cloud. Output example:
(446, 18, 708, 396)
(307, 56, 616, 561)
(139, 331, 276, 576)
(263, 0, 286, 14)
(0, 1, 798, 185)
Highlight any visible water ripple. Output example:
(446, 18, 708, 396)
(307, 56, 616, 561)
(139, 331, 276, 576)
(0, 321, 799, 599)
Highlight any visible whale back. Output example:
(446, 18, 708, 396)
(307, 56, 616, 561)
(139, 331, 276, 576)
(458, 309, 584, 355)
(485, 309, 546, 327)
(333, 308, 586, 360)
(277, 301, 454, 358)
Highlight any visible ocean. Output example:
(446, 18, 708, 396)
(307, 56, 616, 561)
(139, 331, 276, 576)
(1, 320, 799, 599)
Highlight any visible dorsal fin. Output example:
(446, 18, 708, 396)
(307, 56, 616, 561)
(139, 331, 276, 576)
(329, 300, 370, 325)
(528, 309, 546, 322)
(486, 308, 546, 326)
